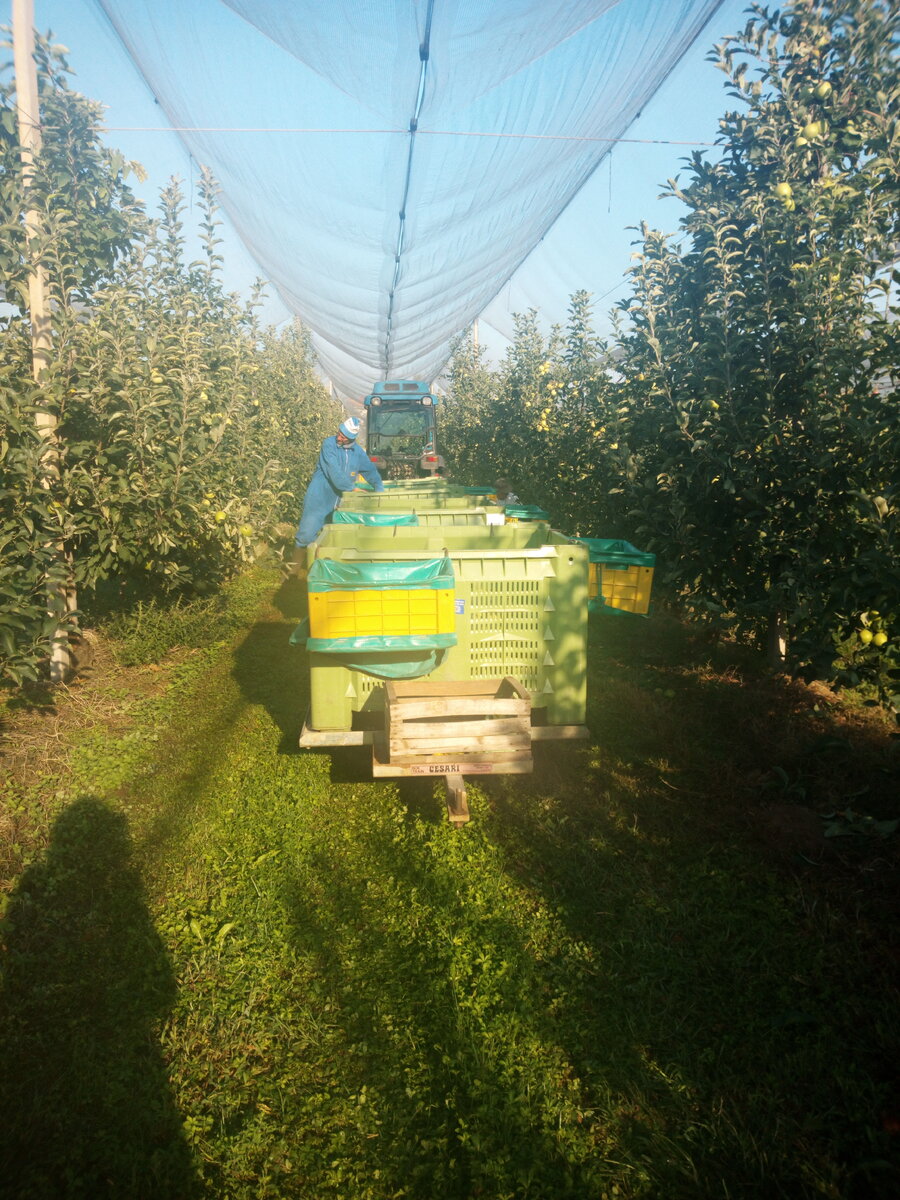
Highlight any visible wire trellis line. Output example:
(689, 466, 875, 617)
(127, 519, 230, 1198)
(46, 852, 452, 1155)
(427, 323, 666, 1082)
(97, 124, 718, 147)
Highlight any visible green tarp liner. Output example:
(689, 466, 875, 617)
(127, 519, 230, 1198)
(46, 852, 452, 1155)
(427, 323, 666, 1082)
(576, 537, 656, 568)
(331, 510, 419, 525)
(290, 624, 456, 680)
(590, 603, 646, 617)
(295, 556, 457, 677)
(308, 631, 454, 652)
(307, 556, 454, 592)
(577, 537, 656, 617)
(289, 617, 310, 647)
(505, 504, 550, 521)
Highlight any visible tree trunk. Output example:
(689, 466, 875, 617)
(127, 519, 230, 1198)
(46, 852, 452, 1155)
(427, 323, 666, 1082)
(766, 610, 787, 669)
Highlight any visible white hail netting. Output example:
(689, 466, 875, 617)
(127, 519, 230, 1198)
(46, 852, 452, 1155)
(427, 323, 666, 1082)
(95, 0, 723, 398)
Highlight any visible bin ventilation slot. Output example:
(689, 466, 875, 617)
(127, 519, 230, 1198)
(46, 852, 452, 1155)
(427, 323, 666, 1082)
(468, 580, 541, 638)
(468, 580, 544, 690)
(470, 647, 541, 691)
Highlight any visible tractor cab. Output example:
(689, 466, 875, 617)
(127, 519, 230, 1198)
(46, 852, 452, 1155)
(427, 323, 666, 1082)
(363, 380, 445, 478)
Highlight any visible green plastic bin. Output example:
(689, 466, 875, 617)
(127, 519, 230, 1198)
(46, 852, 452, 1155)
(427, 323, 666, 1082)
(331, 510, 419, 525)
(345, 492, 503, 512)
(415, 508, 499, 526)
(302, 525, 589, 731)
(310, 522, 553, 554)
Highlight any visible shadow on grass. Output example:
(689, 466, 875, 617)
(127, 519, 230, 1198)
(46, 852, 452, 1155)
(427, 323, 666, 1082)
(268, 573, 307, 624)
(228, 595, 898, 1194)
(320, 747, 441, 820)
(280, 812, 657, 1199)
(468, 612, 900, 1197)
(136, 573, 311, 869)
(1, 681, 57, 718)
(231, 577, 310, 756)
(0, 797, 198, 1199)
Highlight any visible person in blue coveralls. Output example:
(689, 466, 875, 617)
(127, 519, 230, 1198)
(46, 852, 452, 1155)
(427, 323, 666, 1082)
(291, 416, 384, 570)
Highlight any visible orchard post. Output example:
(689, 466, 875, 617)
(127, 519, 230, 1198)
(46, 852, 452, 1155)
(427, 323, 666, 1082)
(12, 0, 74, 681)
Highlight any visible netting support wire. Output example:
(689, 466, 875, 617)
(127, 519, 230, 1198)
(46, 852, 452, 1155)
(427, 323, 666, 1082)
(382, 0, 436, 379)
(96, 124, 718, 148)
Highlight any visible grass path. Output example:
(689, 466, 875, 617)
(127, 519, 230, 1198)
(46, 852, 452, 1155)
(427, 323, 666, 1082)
(1, 570, 898, 1198)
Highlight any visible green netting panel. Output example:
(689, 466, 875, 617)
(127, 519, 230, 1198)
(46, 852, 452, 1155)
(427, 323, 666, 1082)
(332, 510, 419, 525)
(307, 555, 454, 591)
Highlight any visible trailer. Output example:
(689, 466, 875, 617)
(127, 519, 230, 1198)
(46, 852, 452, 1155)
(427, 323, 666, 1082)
(293, 484, 591, 824)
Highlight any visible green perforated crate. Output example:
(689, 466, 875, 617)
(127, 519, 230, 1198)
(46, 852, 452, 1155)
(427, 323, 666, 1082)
(345, 492, 496, 512)
(311, 523, 552, 554)
(303, 527, 588, 731)
(333, 507, 500, 528)
(331, 510, 420, 525)
(415, 508, 500, 525)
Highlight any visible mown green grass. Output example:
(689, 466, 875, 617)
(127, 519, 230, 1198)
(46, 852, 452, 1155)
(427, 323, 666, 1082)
(98, 576, 280, 667)
(1, 575, 898, 1198)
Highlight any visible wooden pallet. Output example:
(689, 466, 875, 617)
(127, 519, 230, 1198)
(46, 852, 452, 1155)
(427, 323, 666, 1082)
(374, 677, 534, 825)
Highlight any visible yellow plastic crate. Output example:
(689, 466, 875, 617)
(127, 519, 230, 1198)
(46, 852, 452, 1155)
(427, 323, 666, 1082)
(308, 587, 456, 639)
(587, 562, 600, 600)
(589, 562, 655, 614)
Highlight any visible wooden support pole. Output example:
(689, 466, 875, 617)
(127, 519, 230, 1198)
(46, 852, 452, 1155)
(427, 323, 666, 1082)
(12, 1, 51, 381)
(444, 774, 469, 826)
(13, 0, 74, 681)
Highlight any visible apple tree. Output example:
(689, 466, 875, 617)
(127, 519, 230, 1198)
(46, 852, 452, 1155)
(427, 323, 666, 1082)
(610, 0, 898, 674)
(0, 39, 334, 681)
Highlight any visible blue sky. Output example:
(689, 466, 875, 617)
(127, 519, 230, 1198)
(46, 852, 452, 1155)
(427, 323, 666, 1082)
(30, 0, 752, 375)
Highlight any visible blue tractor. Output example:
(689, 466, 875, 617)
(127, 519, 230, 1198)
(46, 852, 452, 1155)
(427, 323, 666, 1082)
(363, 380, 445, 479)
